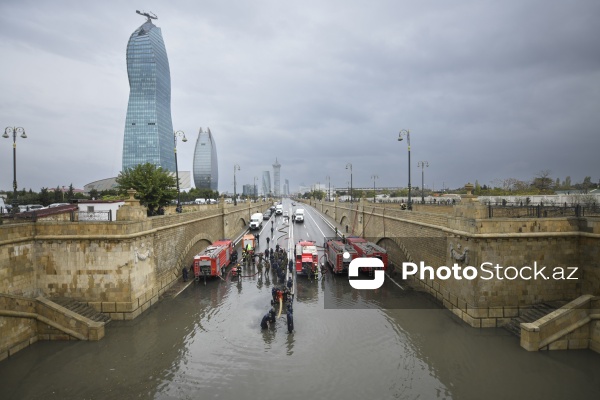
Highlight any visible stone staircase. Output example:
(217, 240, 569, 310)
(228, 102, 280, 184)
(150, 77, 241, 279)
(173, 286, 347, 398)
(51, 297, 111, 324)
(504, 301, 567, 338)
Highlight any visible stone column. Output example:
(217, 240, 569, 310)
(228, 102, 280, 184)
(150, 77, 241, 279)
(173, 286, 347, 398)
(117, 189, 147, 221)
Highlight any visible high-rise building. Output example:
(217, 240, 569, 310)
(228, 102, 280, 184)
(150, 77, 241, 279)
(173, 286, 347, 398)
(122, 12, 175, 172)
(193, 128, 218, 191)
(242, 184, 257, 197)
(284, 179, 290, 196)
(262, 171, 271, 197)
(273, 158, 281, 197)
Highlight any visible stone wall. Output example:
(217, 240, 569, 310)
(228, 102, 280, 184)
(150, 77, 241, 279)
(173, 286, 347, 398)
(0, 294, 105, 361)
(0, 224, 36, 297)
(313, 197, 600, 331)
(0, 295, 37, 362)
(0, 200, 265, 360)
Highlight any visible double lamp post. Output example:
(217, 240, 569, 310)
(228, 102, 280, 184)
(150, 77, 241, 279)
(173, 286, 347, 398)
(3, 126, 28, 216)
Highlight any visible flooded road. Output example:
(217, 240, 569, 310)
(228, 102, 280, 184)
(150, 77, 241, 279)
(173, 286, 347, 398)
(1, 201, 599, 399)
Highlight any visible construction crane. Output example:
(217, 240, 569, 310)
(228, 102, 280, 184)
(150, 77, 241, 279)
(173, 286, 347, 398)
(136, 10, 158, 21)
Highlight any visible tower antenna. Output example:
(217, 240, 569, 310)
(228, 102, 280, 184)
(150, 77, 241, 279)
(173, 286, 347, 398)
(136, 10, 158, 21)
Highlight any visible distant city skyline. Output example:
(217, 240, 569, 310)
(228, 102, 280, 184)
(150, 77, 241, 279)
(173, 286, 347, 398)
(1, 2, 598, 194)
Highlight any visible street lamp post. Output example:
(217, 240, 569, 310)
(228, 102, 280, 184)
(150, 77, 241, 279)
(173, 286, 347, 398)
(233, 164, 240, 205)
(173, 130, 187, 213)
(326, 175, 330, 201)
(398, 129, 411, 209)
(3, 127, 27, 216)
(371, 174, 379, 203)
(417, 161, 429, 203)
(346, 163, 353, 203)
(346, 181, 350, 202)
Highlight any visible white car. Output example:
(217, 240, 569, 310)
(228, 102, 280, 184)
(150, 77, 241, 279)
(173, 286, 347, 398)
(48, 203, 70, 208)
(22, 204, 45, 212)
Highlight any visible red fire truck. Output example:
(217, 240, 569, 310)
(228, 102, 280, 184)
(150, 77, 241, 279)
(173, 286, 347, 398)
(295, 240, 319, 277)
(323, 237, 359, 274)
(345, 236, 388, 271)
(193, 239, 234, 283)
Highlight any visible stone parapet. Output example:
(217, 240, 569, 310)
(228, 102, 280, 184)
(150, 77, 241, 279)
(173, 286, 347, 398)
(520, 294, 599, 352)
(0, 294, 106, 361)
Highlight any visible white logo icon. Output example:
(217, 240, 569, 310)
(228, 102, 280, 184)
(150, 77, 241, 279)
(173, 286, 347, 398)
(348, 257, 385, 290)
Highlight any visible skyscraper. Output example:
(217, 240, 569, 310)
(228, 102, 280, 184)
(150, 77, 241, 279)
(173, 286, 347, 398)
(122, 11, 175, 172)
(284, 179, 290, 196)
(193, 128, 219, 191)
(262, 171, 271, 197)
(273, 158, 281, 197)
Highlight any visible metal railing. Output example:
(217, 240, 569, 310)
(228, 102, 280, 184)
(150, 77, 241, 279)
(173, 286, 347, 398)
(488, 203, 600, 218)
(77, 210, 113, 221)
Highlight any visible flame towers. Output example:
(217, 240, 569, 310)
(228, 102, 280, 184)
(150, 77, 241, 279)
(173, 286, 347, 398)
(193, 128, 219, 190)
(122, 12, 175, 172)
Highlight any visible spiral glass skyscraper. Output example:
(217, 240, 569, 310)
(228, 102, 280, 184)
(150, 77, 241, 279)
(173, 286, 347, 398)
(122, 13, 175, 172)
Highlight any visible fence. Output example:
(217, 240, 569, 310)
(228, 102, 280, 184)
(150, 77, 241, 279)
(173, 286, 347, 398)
(77, 210, 113, 222)
(488, 203, 600, 218)
(1, 209, 113, 223)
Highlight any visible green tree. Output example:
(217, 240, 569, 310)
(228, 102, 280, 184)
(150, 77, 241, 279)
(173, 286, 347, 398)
(54, 186, 63, 203)
(89, 189, 99, 200)
(116, 163, 178, 215)
(39, 188, 52, 206)
(66, 184, 75, 201)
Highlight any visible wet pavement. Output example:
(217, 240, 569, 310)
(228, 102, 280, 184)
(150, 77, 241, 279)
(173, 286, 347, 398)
(1, 200, 599, 399)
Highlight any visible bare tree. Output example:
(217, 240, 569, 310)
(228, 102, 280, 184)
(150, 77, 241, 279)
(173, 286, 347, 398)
(532, 169, 553, 193)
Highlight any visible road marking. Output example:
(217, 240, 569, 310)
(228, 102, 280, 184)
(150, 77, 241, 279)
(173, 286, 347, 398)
(305, 207, 328, 239)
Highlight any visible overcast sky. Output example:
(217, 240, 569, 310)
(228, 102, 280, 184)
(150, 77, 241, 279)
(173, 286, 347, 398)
(1, 0, 599, 195)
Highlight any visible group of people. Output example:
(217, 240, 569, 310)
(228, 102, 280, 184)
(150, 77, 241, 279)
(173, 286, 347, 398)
(260, 284, 294, 333)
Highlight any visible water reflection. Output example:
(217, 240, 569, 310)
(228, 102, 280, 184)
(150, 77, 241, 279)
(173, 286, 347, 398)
(1, 264, 599, 400)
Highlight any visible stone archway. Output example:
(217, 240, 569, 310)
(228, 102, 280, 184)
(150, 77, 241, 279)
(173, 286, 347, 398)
(376, 237, 414, 267)
(172, 233, 213, 278)
(340, 215, 349, 234)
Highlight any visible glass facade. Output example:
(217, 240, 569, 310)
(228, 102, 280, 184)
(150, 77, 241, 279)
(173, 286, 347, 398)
(122, 18, 175, 172)
(262, 171, 271, 197)
(273, 158, 281, 197)
(193, 128, 219, 190)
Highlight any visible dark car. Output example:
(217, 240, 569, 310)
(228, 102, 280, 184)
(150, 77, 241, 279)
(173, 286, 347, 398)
(263, 210, 271, 220)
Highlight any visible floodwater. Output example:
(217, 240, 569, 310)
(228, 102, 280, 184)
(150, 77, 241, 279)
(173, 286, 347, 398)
(1, 203, 599, 399)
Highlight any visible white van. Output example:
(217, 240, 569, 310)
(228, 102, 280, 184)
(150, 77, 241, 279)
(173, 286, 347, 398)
(275, 204, 283, 215)
(249, 212, 264, 230)
(294, 208, 305, 223)
(194, 198, 207, 204)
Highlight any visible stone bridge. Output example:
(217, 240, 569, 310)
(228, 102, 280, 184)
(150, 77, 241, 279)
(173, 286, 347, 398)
(2, 192, 599, 358)
(308, 195, 600, 337)
(0, 197, 265, 330)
